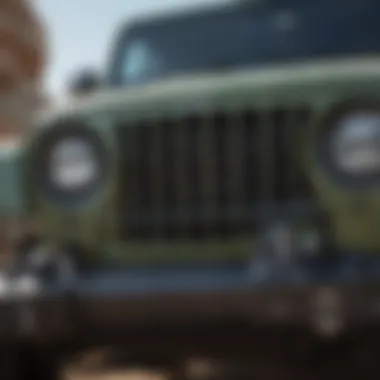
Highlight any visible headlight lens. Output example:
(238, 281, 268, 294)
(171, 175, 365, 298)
(50, 138, 98, 191)
(330, 112, 380, 177)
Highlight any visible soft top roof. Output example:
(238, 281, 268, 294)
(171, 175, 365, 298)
(115, 1, 253, 36)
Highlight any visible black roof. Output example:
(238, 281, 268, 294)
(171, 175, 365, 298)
(116, 1, 256, 35)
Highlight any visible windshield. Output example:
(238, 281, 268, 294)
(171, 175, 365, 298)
(111, 0, 380, 86)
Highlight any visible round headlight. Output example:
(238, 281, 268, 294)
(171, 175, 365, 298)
(35, 121, 108, 204)
(49, 138, 98, 191)
(331, 112, 380, 176)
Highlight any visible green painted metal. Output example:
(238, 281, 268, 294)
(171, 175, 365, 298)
(0, 142, 24, 217)
(34, 59, 380, 123)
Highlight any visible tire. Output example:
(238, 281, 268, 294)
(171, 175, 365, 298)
(0, 347, 23, 380)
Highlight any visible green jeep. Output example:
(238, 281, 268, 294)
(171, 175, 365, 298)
(2, 0, 380, 378)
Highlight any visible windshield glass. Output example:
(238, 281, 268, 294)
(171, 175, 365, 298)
(111, 0, 380, 86)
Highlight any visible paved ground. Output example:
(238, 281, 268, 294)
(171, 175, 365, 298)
(65, 370, 166, 380)
(62, 351, 168, 380)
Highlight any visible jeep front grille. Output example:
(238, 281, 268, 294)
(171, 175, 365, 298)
(117, 107, 313, 241)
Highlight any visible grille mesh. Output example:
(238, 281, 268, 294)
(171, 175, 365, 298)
(117, 107, 313, 241)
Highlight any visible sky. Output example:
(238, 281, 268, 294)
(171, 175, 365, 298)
(34, 0, 225, 99)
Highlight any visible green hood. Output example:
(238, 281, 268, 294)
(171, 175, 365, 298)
(38, 56, 380, 125)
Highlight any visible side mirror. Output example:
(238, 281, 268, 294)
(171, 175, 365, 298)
(69, 69, 102, 97)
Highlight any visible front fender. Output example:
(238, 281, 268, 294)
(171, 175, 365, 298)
(0, 140, 24, 217)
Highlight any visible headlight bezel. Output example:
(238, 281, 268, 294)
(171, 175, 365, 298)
(33, 119, 109, 207)
(318, 101, 380, 189)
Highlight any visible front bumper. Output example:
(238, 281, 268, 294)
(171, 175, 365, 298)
(1, 255, 380, 347)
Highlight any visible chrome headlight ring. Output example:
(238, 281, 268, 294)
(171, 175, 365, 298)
(34, 120, 108, 206)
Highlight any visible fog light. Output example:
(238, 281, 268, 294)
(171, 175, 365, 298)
(263, 219, 321, 262)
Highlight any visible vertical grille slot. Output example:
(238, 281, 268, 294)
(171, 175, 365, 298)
(187, 116, 202, 238)
(244, 111, 260, 206)
(137, 124, 152, 215)
(117, 106, 313, 241)
(214, 113, 229, 237)
(151, 120, 165, 238)
(175, 117, 190, 232)
(273, 108, 291, 202)
(292, 107, 314, 199)
(226, 113, 245, 213)
(162, 120, 177, 225)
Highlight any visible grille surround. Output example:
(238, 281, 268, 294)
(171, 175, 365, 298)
(116, 107, 313, 241)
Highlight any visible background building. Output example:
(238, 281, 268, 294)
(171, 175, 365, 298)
(0, 0, 46, 140)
